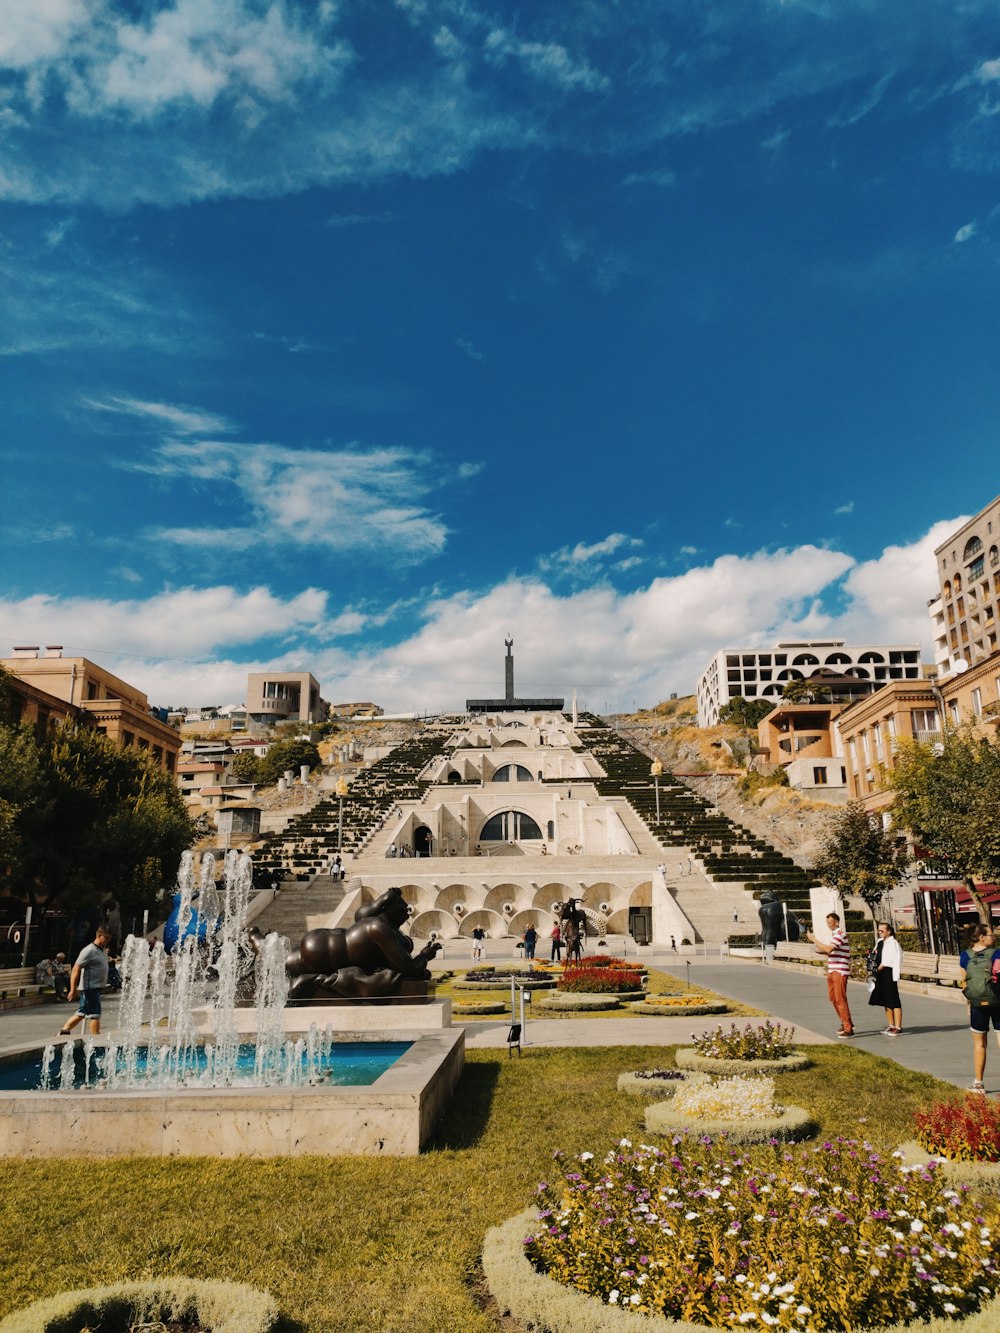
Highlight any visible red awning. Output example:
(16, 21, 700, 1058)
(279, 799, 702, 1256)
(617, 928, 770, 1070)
(917, 882, 1000, 906)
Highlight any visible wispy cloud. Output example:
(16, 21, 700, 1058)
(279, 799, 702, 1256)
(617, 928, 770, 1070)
(954, 221, 977, 243)
(834, 501, 855, 515)
(456, 335, 484, 362)
(85, 396, 236, 437)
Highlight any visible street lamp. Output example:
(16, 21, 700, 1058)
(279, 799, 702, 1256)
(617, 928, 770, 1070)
(336, 775, 348, 851)
(650, 759, 662, 823)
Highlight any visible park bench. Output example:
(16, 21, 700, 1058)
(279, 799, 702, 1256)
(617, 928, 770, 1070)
(0, 966, 60, 1010)
(772, 943, 965, 988)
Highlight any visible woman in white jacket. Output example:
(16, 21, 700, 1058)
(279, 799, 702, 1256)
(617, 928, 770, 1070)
(869, 921, 903, 1035)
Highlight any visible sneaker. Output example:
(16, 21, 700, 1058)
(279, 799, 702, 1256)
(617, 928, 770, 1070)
(880, 1027, 894, 1036)
(837, 1031, 856, 1039)
(969, 1081, 986, 1094)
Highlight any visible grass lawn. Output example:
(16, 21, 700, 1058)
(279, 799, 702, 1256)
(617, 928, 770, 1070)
(0, 1045, 952, 1332)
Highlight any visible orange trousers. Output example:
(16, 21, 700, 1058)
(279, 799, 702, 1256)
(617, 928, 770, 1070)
(826, 972, 853, 1033)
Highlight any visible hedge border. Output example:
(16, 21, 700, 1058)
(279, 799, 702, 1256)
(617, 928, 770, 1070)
(452, 976, 557, 990)
(674, 1048, 811, 1075)
(482, 1208, 1000, 1333)
(644, 1100, 817, 1143)
(0, 1278, 281, 1333)
(452, 1001, 507, 1016)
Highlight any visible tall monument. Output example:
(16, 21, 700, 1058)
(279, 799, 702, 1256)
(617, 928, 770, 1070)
(466, 638, 564, 714)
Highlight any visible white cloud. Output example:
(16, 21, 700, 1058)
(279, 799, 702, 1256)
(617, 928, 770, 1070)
(975, 58, 1000, 82)
(834, 500, 854, 514)
(142, 438, 450, 563)
(954, 221, 977, 243)
(86, 396, 237, 437)
(0, 523, 958, 711)
(455, 335, 484, 362)
(621, 167, 676, 188)
(483, 30, 609, 93)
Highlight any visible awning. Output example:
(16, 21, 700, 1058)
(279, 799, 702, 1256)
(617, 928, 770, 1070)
(917, 882, 1000, 906)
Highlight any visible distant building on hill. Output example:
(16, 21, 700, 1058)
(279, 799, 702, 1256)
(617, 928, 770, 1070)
(1, 645, 180, 772)
(245, 671, 328, 726)
(695, 639, 923, 728)
(466, 637, 564, 714)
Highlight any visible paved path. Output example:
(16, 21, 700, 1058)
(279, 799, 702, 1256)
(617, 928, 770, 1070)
(1, 954, 991, 1093)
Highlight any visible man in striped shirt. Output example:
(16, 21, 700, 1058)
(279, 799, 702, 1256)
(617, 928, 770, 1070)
(806, 912, 854, 1038)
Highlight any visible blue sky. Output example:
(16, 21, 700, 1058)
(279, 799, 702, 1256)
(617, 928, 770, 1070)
(1, 0, 996, 712)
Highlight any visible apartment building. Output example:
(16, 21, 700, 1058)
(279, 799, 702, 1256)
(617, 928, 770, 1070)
(931, 494, 1000, 679)
(245, 671, 328, 726)
(696, 639, 922, 728)
(1, 646, 181, 771)
(755, 702, 848, 798)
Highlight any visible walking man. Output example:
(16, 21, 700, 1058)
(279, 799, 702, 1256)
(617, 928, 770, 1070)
(959, 921, 1000, 1093)
(59, 926, 112, 1038)
(806, 911, 854, 1038)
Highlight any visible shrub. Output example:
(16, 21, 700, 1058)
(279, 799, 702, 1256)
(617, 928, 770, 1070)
(524, 1137, 1000, 1327)
(914, 1095, 1000, 1163)
(575, 954, 630, 969)
(691, 1019, 795, 1060)
(559, 966, 644, 995)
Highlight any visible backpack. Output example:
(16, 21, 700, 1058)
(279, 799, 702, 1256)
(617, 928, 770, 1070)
(963, 949, 1000, 1007)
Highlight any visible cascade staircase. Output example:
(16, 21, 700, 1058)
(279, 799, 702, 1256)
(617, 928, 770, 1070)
(251, 730, 445, 880)
(251, 875, 350, 938)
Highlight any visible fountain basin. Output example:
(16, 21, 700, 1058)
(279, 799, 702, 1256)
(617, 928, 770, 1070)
(0, 1028, 464, 1158)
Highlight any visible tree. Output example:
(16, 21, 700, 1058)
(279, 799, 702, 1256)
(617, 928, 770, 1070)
(889, 728, 1000, 925)
(260, 738, 322, 786)
(0, 719, 195, 921)
(718, 697, 775, 728)
(781, 674, 834, 704)
(230, 751, 263, 783)
(812, 800, 910, 925)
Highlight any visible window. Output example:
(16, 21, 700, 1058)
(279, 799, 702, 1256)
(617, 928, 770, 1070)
(964, 535, 984, 560)
(970, 556, 985, 581)
(949, 700, 960, 725)
(480, 811, 543, 841)
(492, 763, 533, 782)
(872, 724, 883, 757)
(910, 709, 938, 733)
(860, 731, 870, 763)
(886, 715, 896, 739)
(972, 687, 983, 717)
(813, 767, 828, 785)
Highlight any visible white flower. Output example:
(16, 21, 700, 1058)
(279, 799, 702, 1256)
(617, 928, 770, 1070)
(580, 1152, 594, 1161)
(609, 1289, 619, 1304)
(911, 1220, 924, 1233)
(739, 1315, 757, 1324)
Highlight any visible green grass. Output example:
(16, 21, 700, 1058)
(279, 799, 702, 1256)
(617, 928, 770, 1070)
(0, 1046, 953, 1332)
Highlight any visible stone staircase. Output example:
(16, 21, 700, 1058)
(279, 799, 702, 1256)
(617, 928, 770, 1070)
(251, 875, 350, 939)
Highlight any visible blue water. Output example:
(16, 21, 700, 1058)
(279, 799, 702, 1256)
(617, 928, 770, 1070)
(0, 1041, 413, 1091)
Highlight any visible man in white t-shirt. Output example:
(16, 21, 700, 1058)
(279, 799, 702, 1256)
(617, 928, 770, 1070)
(59, 927, 112, 1038)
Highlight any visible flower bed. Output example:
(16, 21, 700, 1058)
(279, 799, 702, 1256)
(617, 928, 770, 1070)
(616, 1069, 709, 1098)
(453, 969, 557, 990)
(895, 1141, 1000, 1189)
(452, 1000, 507, 1016)
(0, 1278, 280, 1333)
(675, 1047, 811, 1075)
(508, 1137, 1000, 1330)
(914, 1094, 1000, 1163)
(539, 992, 622, 1012)
(559, 965, 645, 995)
(645, 1074, 815, 1143)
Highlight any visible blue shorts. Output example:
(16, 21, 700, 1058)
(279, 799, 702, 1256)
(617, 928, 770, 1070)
(969, 1005, 1000, 1033)
(77, 988, 102, 1018)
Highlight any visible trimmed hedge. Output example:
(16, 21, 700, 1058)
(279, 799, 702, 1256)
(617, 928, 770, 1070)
(628, 1000, 727, 1017)
(895, 1141, 1000, 1190)
(674, 1048, 811, 1076)
(0, 1279, 281, 1333)
(452, 1001, 507, 1016)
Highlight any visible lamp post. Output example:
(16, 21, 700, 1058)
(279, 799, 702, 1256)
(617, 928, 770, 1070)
(336, 775, 348, 851)
(650, 759, 662, 823)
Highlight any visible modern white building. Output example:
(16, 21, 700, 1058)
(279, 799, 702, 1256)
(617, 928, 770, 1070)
(696, 639, 923, 728)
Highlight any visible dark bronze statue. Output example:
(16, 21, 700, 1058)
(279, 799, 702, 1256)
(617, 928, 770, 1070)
(250, 885, 441, 1001)
(758, 890, 801, 947)
(559, 897, 586, 963)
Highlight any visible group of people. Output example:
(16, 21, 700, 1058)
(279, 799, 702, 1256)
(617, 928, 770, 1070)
(468, 900, 588, 964)
(809, 911, 1000, 1090)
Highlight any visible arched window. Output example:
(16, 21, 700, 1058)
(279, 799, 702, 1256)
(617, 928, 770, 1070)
(954, 573, 962, 591)
(964, 536, 983, 561)
(943, 580, 952, 599)
(492, 763, 533, 782)
(990, 546, 999, 568)
(480, 811, 544, 841)
(858, 651, 885, 664)
(792, 653, 819, 666)
(825, 652, 851, 665)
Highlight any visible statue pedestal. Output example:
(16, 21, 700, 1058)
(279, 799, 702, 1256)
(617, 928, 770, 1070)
(289, 981, 437, 1007)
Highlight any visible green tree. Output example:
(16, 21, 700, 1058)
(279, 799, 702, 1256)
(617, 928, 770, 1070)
(781, 674, 834, 704)
(0, 720, 194, 920)
(719, 697, 775, 728)
(230, 751, 263, 783)
(260, 738, 322, 786)
(889, 728, 1000, 925)
(812, 799, 910, 925)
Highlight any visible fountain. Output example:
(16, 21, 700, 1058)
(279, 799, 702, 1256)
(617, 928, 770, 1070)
(0, 852, 464, 1157)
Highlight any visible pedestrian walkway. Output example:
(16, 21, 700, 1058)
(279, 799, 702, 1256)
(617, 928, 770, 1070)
(0, 954, 988, 1094)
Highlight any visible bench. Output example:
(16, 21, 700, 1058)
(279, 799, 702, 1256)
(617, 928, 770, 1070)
(0, 966, 60, 1010)
(772, 944, 965, 988)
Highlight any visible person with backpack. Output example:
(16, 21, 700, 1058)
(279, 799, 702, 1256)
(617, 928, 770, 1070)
(959, 920, 1000, 1093)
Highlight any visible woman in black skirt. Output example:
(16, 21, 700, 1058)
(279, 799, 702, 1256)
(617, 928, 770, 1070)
(868, 921, 902, 1035)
